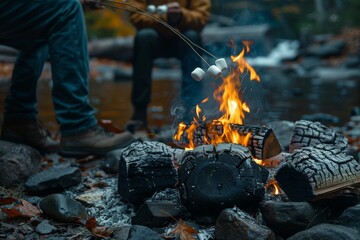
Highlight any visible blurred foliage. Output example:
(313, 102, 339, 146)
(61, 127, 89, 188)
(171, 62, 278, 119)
(211, 0, 360, 38)
(85, 9, 135, 39)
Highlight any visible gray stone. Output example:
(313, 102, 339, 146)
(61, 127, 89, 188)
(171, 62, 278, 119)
(261, 201, 327, 237)
(339, 204, 360, 232)
(39, 194, 88, 223)
(0, 140, 42, 187)
(101, 148, 124, 174)
(128, 225, 163, 240)
(215, 207, 275, 240)
(113, 226, 132, 240)
(287, 223, 360, 240)
(25, 167, 82, 194)
(36, 220, 57, 235)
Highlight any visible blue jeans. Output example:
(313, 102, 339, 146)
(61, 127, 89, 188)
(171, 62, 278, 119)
(131, 28, 204, 122)
(0, 0, 97, 136)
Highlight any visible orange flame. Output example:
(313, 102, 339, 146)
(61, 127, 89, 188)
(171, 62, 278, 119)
(174, 41, 260, 150)
(265, 179, 282, 195)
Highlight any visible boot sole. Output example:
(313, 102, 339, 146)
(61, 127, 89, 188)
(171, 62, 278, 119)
(0, 136, 59, 154)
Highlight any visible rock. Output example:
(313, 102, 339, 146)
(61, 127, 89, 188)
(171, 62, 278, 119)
(215, 207, 275, 240)
(101, 149, 124, 174)
(35, 220, 57, 235)
(0, 140, 42, 187)
(338, 204, 360, 232)
(128, 225, 163, 240)
(39, 194, 88, 223)
(113, 226, 132, 240)
(287, 223, 360, 240)
(261, 201, 327, 237)
(307, 40, 346, 58)
(25, 167, 82, 195)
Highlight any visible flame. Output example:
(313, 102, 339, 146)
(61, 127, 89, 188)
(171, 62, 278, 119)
(265, 179, 282, 195)
(174, 41, 260, 150)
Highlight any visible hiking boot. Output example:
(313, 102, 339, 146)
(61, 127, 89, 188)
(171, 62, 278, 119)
(59, 125, 135, 158)
(0, 118, 60, 153)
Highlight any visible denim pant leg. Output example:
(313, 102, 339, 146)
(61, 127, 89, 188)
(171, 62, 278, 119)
(131, 28, 160, 122)
(4, 45, 48, 120)
(0, 0, 97, 136)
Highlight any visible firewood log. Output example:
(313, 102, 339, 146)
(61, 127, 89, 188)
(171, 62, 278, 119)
(289, 120, 348, 152)
(178, 143, 269, 217)
(174, 122, 282, 160)
(275, 144, 360, 202)
(117, 141, 179, 205)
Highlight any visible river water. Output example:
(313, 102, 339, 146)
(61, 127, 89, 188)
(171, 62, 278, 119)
(0, 64, 359, 135)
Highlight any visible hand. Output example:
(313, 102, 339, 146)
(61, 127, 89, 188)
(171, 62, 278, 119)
(167, 2, 182, 25)
(80, 0, 105, 10)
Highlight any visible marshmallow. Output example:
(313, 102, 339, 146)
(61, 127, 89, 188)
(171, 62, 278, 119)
(215, 58, 228, 72)
(191, 67, 205, 81)
(156, 5, 168, 14)
(207, 65, 222, 79)
(147, 5, 156, 13)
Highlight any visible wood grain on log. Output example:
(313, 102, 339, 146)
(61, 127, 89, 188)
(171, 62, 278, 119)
(174, 121, 282, 160)
(289, 120, 348, 153)
(178, 143, 269, 216)
(275, 144, 360, 202)
(117, 141, 179, 205)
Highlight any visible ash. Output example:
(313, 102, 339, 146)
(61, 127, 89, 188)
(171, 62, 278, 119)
(87, 178, 134, 228)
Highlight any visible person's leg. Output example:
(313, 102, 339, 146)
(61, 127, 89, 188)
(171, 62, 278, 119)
(177, 30, 204, 118)
(0, 0, 134, 156)
(128, 28, 160, 130)
(4, 45, 48, 120)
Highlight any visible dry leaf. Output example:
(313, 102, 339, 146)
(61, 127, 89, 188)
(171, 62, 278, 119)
(171, 220, 197, 240)
(1, 197, 41, 219)
(86, 216, 113, 238)
(98, 119, 122, 133)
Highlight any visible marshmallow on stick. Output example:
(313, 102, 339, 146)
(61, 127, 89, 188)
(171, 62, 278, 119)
(215, 58, 228, 72)
(156, 5, 168, 14)
(147, 5, 156, 13)
(207, 65, 222, 79)
(191, 67, 205, 81)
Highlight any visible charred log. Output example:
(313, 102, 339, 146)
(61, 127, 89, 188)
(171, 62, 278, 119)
(275, 144, 360, 202)
(174, 122, 282, 160)
(178, 143, 269, 219)
(289, 120, 348, 152)
(117, 141, 178, 205)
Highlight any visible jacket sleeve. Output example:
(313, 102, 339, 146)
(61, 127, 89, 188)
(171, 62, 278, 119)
(177, 0, 211, 32)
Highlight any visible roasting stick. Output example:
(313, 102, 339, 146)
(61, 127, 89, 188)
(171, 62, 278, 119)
(90, 0, 217, 66)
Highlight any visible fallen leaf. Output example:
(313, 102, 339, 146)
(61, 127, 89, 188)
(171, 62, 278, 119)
(1, 198, 41, 219)
(98, 119, 122, 133)
(86, 216, 113, 238)
(171, 220, 197, 240)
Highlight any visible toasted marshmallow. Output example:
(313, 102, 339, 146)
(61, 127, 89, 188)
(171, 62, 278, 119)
(156, 5, 168, 14)
(207, 65, 222, 79)
(191, 67, 205, 81)
(147, 5, 156, 13)
(215, 58, 228, 72)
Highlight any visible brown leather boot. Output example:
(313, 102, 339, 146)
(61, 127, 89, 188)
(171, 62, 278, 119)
(59, 125, 135, 158)
(0, 118, 60, 153)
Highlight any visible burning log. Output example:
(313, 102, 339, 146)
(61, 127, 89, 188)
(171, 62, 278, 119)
(275, 144, 360, 202)
(174, 122, 282, 160)
(117, 141, 179, 205)
(178, 143, 269, 219)
(289, 120, 348, 152)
